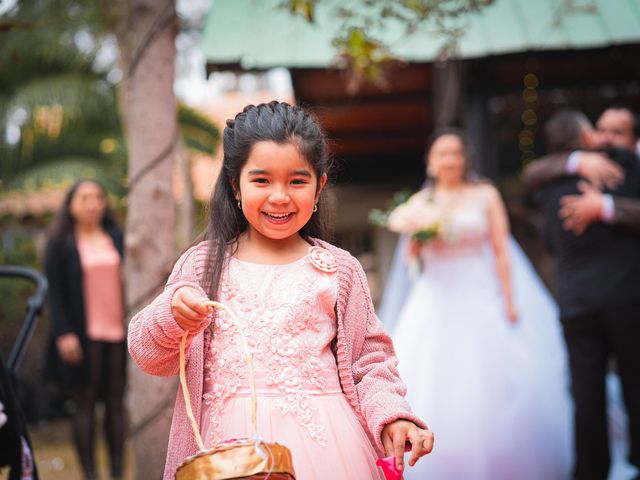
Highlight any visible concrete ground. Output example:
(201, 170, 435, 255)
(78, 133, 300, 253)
(4, 418, 135, 480)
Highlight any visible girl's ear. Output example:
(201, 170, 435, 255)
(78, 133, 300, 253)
(229, 177, 240, 200)
(315, 173, 328, 203)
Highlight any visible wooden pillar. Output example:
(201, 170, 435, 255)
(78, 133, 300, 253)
(432, 59, 461, 129)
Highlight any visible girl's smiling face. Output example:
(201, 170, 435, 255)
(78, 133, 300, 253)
(236, 141, 327, 243)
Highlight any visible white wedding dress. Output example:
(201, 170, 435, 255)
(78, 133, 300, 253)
(388, 197, 574, 480)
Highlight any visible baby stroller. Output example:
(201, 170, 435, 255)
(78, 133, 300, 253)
(0, 266, 47, 480)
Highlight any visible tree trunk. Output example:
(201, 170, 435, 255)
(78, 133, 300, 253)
(107, 0, 179, 477)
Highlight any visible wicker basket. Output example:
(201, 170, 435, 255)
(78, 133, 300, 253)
(175, 301, 296, 480)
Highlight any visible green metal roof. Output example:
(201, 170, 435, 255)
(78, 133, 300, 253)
(201, 0, 640, 69)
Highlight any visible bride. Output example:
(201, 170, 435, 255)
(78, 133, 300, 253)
(385, 131, 574, 480)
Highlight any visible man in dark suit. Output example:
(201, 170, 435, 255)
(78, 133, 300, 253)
(529, 109, 640, 480)
(524, 107, 640, 235)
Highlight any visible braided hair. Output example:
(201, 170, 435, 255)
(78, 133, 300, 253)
(203, 101, 332, 300)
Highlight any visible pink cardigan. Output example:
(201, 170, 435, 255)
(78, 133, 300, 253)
(128, 240, 426, 480)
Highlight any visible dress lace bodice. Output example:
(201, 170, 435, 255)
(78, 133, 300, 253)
(422, 194, 489, 260)
(201, 251, 340, 447)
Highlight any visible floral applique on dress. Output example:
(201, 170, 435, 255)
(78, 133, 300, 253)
(202, 247, 340, 447)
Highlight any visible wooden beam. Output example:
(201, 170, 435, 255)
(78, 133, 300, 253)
(292, 64, 432, 103)
(313, 100, 430, 135)
(329, 134, 427, 157)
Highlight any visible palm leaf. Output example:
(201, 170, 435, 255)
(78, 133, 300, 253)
(178, 103, 220, 156)
(3, 156, 124, 194)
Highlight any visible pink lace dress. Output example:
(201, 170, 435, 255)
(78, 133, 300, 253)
(200, 251, 384, 479)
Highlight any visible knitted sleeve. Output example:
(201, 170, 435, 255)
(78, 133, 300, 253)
(340, 251, 427, 452)
(127, 242, 211, 377)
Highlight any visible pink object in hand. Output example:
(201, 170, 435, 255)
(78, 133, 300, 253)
(376, 455, 403, 480)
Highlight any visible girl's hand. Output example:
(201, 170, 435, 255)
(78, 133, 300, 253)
(171, 286, 212, 332)
(381, 419, 434, 472)
(56, 332, 83, 365)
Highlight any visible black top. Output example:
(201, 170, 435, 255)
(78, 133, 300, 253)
(535, 149, 640, 318)
(43, 227, 124, 386)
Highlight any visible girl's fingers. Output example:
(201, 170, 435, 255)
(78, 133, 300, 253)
(408, 428, 434, 466)
(173, 287, 211, 315)
(177, 301, 207, 322)
(175, 313, 207, 332)
(382, 432, 394, 459)
(408, 429, 422, 466)
(183, 293, 211, 315)
(173, 299, 211, 332)
(423, 429, 435, 453)
(393, 430, 406, 471)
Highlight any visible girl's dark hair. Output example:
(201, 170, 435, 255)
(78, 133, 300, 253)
(203, 101, 332, 300)
(423, 128, 478, 188)
(48, 179, 119, 244)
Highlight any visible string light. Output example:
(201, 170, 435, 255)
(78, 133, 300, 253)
(520, 73, 539, 164)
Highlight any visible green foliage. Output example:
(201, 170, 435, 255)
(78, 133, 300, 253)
(178, 103, 220, 156)
(290, 0, 494, 87)
(412, 227, 438, 243)
(0, 0, 124, 193)
(368, 189, 413, 228)
(0, 221, 41, 353)
(332, 27, 396, 88)
(0, 1, 220, 207)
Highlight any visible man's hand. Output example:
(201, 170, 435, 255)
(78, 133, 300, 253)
(575, 152, 624, 190)
(559, 181, 605, 235)
(381, 419, 434, 472)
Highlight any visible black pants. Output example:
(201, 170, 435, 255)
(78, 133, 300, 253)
(72, 340, 127, 479)
(562, 304, 640, 480)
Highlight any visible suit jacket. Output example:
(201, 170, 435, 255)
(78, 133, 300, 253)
(523, 149, 640, 231)
(43, 227, 124, 386)
(534, 149, 640, 318)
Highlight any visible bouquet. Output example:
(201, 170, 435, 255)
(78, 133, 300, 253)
(386, 194, 441, 242)
(369, 190, 443, 273)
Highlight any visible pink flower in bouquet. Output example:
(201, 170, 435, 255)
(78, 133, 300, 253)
(387, 194, 442, 243)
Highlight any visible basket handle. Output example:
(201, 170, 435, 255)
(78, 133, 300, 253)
(179, 300, 257, 451)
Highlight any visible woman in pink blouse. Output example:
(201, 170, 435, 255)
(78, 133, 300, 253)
(44, 180, 126, 480)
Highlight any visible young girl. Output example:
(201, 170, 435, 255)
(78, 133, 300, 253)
(128, 101, 433, 479)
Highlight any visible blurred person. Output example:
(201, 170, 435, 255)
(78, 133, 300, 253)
(0, 355, 37, 479)
(387, 130, 572, 480)
(523, 107, 640, 235)
(530, 110, 640, 480)
(596, 107, 639, 153)
(44, 180, 126, 480)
